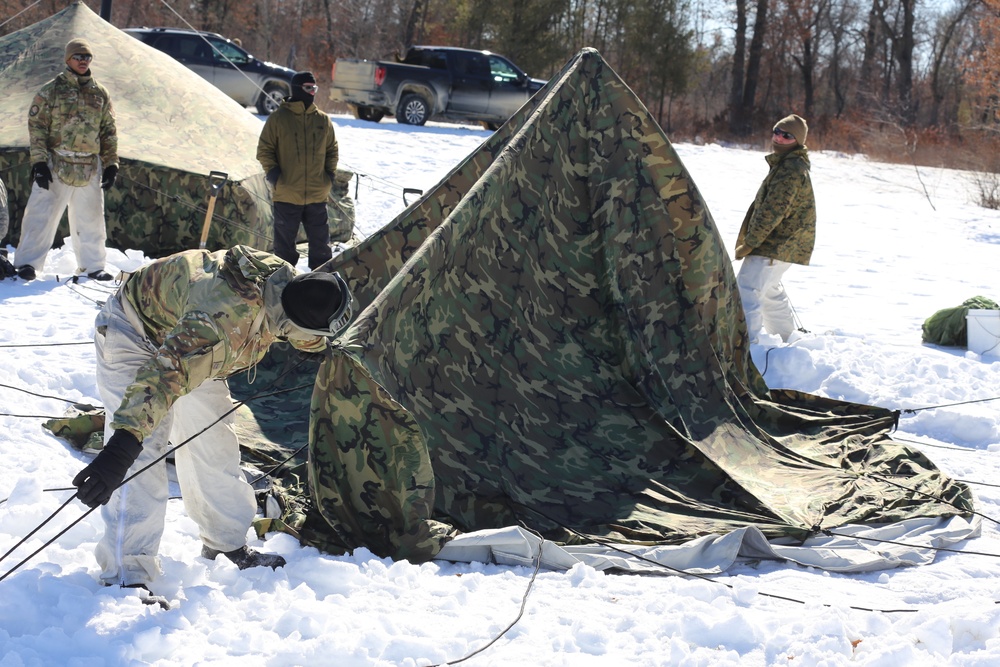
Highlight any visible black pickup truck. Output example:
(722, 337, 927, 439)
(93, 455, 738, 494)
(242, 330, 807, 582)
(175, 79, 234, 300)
(330, 46, 547, 129)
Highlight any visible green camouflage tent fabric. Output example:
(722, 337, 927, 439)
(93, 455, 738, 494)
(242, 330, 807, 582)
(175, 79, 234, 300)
(282, 48, 974, 562)
(0, 1, 353, 258)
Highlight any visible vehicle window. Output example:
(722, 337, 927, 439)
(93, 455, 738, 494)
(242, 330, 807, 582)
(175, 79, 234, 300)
(176, 35, 211, 61)
(489, 56, 522, 84)
(209, 38, 250, 65)
(453, 53, 491, 78)
(426, 53, 448, 70)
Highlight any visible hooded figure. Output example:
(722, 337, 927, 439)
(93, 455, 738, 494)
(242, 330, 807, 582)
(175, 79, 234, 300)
(733, 114, 817, 343)
(72, 246, 353, 606)
(14, 37, 118, 282)
(256, 71, 339, 269)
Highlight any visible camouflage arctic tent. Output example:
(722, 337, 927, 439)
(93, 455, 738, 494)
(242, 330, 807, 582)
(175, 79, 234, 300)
(264, 48, 975, 566)
(0, 1, 352, 257)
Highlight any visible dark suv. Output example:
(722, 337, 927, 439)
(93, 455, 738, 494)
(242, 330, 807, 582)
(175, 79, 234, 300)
(124, 27, 295, 115)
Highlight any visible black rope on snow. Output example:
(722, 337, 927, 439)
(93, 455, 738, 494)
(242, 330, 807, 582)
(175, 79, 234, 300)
(428, 524, 545, 667)
(0, 382, 92, 405)
(0, 487, 74, 507)
(820, 529, 1000, 559)
(901, 396, 1000, 413)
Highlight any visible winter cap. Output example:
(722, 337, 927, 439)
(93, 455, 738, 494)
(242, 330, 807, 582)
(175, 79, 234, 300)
(65, 38, 94, 61)
(774, 114, 808, 145)
(280, 270, 354, 337)
(291, 71, 317, 87)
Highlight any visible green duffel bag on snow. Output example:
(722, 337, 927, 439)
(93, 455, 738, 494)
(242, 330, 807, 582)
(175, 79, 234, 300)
(921, 296, 1000, 346)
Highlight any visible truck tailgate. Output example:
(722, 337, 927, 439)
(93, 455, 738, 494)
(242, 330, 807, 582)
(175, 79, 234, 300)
(333, 59, 377, 89)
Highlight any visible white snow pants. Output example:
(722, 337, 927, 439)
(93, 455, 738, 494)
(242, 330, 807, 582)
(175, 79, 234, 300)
(14, 166, 107, 274)
(94, 294, 257, 587)
(736, 255, 796, 343)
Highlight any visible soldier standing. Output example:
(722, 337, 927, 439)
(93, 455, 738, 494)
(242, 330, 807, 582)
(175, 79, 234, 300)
(733, 114, 816, 343)
(256, 71, 339, 270)
(72, 245, 354, 607)
(14, 38, 119, 282)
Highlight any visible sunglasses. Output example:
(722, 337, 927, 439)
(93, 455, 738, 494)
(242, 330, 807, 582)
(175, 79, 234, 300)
(301, 83, 318, 92)
(773, 128, 795, 141)
(70, 54, 93, 63)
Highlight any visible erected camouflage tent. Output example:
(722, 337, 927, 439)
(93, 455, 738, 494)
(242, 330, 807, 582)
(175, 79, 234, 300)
(42, 46, 978, 574)
(0, 1, 352, 258)
(273, 48, 977, 573)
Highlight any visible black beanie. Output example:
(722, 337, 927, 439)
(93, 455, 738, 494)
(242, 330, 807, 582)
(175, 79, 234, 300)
(290, 71, 316, 106)
(281, 271, 344, 331)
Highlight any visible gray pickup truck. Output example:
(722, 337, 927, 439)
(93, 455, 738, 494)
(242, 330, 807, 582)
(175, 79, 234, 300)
(330, 46, 546, 129)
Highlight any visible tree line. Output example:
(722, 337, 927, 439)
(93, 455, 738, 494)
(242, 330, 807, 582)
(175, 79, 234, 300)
(4, 0, 1000, 168)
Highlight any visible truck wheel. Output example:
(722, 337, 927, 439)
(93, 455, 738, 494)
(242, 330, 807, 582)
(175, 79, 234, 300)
(351, 105, 385, 123)
(396, 94, 429, 126)
(257, 83, 287, 115)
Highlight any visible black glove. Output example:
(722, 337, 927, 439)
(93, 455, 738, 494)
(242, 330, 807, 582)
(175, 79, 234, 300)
(31, 162, 52, 190)
(101, 164, 119, 191)
(72, 430, 143, 508)
(266, 167, 281, 186)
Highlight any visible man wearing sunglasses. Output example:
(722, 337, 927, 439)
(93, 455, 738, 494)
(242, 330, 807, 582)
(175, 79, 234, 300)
(256, 71, 339, 271)
(72, 245, 354, 607)
(14, 38, 119, 282)
(733, 114, 816, 343)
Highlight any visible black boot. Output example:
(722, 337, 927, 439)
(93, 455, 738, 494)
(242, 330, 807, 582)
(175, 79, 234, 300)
(201, 544, 286, 570)
(87, 269, 114, 281)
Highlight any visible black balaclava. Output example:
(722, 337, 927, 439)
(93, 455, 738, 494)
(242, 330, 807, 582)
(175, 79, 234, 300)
(281, 271, 345, 331)
(290, 71, 317, 107)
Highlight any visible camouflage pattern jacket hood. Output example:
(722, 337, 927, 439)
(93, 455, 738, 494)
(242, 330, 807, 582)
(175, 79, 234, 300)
(734, 147, 816, 265)
(28, 70, 118, 174)
(110, 245, 327, 440)
(256, 99, 339, 206)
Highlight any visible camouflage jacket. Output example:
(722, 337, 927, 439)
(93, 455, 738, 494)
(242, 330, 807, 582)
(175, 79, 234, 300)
(256, 100, 338, 205)
(109, 245, 328, 441)
(734, 147, 816, 265)
(28, 70, 118, 184)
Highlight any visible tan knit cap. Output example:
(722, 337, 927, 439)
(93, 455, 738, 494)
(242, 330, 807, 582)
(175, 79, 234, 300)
(65, 38, 94, 62)
(774, 114, 808, 145)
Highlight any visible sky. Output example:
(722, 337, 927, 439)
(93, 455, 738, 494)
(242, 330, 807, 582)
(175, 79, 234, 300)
(1, 113, 999, 667)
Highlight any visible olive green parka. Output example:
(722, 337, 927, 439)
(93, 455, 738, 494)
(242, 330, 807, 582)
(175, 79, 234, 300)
(256, 99, 338, 205)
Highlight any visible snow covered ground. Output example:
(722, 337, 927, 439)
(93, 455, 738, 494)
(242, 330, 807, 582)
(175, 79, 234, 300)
(1, 113, 999, 666)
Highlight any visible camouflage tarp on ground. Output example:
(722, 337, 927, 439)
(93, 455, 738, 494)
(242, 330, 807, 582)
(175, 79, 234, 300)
(0, 1, 353, 257)
(288, 48, 973, 563)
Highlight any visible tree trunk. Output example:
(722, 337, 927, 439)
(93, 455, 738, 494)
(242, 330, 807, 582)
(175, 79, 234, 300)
(728, 0, 748, 135)
(742, 0, 769, 125)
